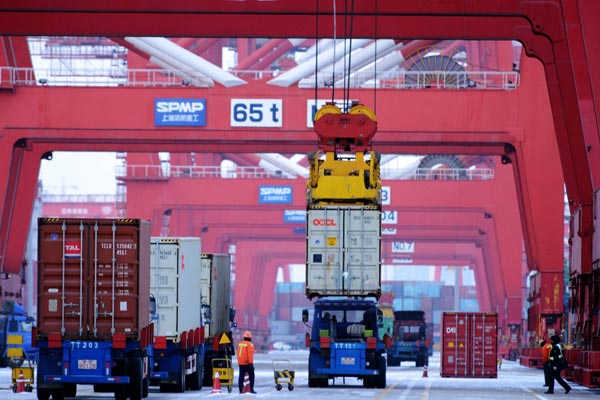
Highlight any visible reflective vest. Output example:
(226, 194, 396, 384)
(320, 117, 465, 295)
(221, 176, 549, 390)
(542, 343, 553, 363)
(237, 340, 254, 365)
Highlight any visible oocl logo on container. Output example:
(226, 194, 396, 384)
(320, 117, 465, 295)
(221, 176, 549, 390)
(312, 218, 337, 226)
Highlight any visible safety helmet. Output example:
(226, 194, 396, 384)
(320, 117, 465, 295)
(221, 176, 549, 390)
(243, 330, 252, 339)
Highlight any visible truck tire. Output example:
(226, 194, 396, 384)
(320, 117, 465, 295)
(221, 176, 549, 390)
(51, 389, 65, 400)
(37, 388, 51, 400)
(376, 356, 386, 389)
(63, 383, 76, 397)
(36, 366, 51, 400)
(415, 356, 424, 368)
(142, 373, 149, 398)
(187, 352, 203, 391)
(128, 357, 143, 400)
(202, 361, 213, 387)
(162, 356, 186, 393)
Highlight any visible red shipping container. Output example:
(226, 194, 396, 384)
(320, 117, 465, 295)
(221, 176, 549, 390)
(441, 311, 498, 378)
(37, 218, 150, 341)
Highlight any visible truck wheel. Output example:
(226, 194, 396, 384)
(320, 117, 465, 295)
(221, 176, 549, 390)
(37, 366, 51, 400)
(187, 352, 202, 391)
(415, 356, 423, 368)
(128, 357, 143, 400)
(175, 356, 186, 393)
(51, 389, 65, 400)
(142, 373, 149, 398)
(64, 383, 76, 397)
(37, 388, 51, 400)
(376, 356, 387, 389)
(202, 361, 213, 387)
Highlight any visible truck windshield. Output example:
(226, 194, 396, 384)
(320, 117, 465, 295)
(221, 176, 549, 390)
(396, 325, 423, 340)
(319, 309, 373, 325)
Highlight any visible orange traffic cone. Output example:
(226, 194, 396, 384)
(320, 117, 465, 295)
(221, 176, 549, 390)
(16, 369, 25, 393)
(241, 372, 251, 393)
(422, 365, 428, 378)
(211, 371, 222, 394)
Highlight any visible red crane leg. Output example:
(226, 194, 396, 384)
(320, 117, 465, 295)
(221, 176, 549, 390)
(0, 144, 43, 275)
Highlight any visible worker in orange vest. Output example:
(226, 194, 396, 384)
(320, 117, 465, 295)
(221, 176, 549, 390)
(237, 330, 257, 394)
(540, 339, 553, 388)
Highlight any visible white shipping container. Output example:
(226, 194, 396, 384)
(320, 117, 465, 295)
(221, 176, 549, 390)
(150, 237, 202, 340)
(306, 206, 381, 298)
(200, 254, 233, 338)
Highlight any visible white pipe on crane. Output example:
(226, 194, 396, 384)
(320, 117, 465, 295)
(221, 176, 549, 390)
(380, 155, 423, 179)
(267, 38, 372, 87)
(330, 42, 407, 88)
(322, 40, 396, 75)
(257, 153, 310, 178)
(132, 37, 247, 87)
(296, 39, 335, 63)
(125, 37, 213, 86)
(299, 39, 398, 87)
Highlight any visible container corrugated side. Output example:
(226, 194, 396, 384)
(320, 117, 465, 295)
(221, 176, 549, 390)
(37, 218, 150, 341)
(150, 237, 202, 339)
(441, 312, 498, 378)
(306, 206, 381, 298)
(200, 254, 232, 338)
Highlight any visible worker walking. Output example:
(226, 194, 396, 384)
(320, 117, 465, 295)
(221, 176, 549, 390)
(237, 330, 257, 394)
(541, 339, 553, 388)
(545, 335, 571, 395)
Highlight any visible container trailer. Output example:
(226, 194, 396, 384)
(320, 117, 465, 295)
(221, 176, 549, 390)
(199, 253, 236, 386)
(36, 218, 153, 400)
(148, 237, 205, 392)
(441, 311, 498, 378)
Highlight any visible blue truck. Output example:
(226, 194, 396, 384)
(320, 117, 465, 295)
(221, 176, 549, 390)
(36, 218, 153, 400)
(0, 301, 37, 367)
(386, 310, 430, 367)
(303, 299, 387, 388)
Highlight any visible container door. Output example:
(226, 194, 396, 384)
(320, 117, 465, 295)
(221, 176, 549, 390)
(441, 313, 469, 377)
(470, 313, 498, 377)
(344, 208, 381, 294)
(306, 208, 344, 294)
(150, 240, 180, 338)
(92, 221, 143, 339)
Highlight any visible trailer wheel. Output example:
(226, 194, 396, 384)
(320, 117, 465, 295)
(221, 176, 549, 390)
(187, 352, 202, 391)
(51, 389, 65, 400)
(37, 388, 51, 400)
(288, 383, 294, 391)
(36, 367, 51, 400)
(142, 373, 149, 398)
(376, 356, 387, 388)
(64, 383, 77, 397)
(128, 357, 143, 400)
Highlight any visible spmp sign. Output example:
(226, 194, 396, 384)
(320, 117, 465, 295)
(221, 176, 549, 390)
(154, 98, 206, 126)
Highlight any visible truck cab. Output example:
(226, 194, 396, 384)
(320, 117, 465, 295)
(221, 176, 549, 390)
(303, 299, 387, 388)
(387, 310, 430, 367)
